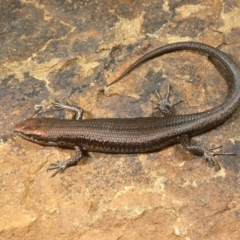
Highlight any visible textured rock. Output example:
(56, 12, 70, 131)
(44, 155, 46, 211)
(1, 0, 240, 239)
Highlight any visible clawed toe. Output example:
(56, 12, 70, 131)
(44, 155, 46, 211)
(47, 160, 67, 177)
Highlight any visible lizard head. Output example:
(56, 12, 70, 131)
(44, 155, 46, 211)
(14, 118, 53, 145)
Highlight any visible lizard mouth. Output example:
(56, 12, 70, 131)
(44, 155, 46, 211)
(17, 132, 41, 143)
(15, 132, 57, 146)
(15, 132, 74, 147)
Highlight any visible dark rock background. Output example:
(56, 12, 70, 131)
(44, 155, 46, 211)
(1, 0, 240, 239)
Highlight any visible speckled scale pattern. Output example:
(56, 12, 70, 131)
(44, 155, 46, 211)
(44, 117, 184, 152)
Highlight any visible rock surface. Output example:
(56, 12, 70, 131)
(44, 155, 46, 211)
(1, 0, 240, 239)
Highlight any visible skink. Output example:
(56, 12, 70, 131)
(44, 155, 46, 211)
(14, 42, 240, 176)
